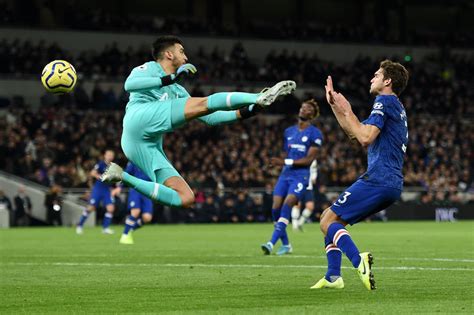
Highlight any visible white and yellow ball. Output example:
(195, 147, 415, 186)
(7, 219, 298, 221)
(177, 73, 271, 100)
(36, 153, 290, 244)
(41, 60, 77, 94)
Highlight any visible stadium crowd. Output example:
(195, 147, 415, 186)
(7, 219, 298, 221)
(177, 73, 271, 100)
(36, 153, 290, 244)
(1, 38, 473, 117)
(1, 1, 473, 47)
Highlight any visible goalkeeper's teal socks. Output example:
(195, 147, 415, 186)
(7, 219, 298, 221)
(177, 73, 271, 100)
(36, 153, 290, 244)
(207, 92, 259, 111)
(122, 172, 183, 207)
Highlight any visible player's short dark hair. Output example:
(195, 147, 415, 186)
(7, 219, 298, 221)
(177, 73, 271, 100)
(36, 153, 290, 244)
(380, 60, 409, 96)
(303, 99, 320, 118)
(151, 35, 184, 60)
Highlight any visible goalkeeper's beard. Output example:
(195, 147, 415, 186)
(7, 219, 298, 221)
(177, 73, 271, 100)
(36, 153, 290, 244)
(299, 116, 311, 122)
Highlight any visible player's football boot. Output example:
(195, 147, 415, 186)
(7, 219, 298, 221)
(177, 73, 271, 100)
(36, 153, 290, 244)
(276, 244, 293, 256)
(100, 162, 123, 183)
(102, 228, 115, 235)
(357, 252, 376, 290)
(256, 80, 296, 106)
(119, 233, 134, 245)
(75, 225, 83, 235)
(310, 276, 344, 289)
(261, 242, 273, 255)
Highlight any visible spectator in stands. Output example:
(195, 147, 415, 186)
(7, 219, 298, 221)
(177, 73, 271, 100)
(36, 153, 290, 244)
(200, 195, 220, 223)
(44, 184, 63, 226)
(13, 185, 32, 226)
(0, 190, 13, 226)
(234, 191, 255, 222)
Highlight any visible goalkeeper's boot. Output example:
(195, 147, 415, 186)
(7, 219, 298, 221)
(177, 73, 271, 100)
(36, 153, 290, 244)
(119, 233, 134, 245)
(310, 276, 344, 289)
(276, 244, 293, 256)
(100, 162, 123, 183)
(261, 242, 273, 255)
(256, 80, 296, 106)
(357, 252, 376, 290)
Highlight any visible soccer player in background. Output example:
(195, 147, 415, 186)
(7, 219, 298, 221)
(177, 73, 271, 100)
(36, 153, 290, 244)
(311, 60, 409, 290)
(119, 162, 153, 245)
(291, 160, 318, 231)
(76, 150, 120, 234)
(261, 99, 323, 255)
(101, 35, 296, 210)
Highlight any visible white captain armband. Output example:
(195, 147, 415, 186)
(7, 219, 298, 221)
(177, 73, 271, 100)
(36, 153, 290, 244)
(284, 159, 294, 166)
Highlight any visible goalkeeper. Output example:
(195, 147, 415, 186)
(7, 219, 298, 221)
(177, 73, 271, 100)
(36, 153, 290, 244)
(102, 35, 296, 209)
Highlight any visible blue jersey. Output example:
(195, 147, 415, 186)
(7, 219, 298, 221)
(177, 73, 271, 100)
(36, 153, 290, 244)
(281, 125, 323, 178)
(361, 95, 408, 190)
(124, 162, 153, 213)
(124, 162, 151, 181)
(92, 161, 112, 190)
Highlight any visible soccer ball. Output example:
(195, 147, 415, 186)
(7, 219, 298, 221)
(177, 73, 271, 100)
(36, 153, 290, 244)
(41, 60, 77, 94)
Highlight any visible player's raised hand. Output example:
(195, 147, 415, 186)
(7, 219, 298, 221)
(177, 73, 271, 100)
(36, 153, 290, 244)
(332, 91, 352, 114)
(325, 76, 336, 106)
(175, 63, 197, 81)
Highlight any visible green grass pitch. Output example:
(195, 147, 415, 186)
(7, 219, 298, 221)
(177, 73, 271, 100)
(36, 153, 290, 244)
(1, 221, 473, 314)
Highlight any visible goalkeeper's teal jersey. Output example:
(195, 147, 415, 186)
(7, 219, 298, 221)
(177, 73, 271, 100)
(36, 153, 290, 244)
(126, 61, 190, 106)
(121, 60, 239, 184)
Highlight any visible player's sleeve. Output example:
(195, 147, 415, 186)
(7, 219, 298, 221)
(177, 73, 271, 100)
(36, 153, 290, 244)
(197, 111, 238, 126)
(124, 63, 164, 92)
(96, 162, 106, 174)
(362, 99, 388, 130)
(311, 129, 323, 147)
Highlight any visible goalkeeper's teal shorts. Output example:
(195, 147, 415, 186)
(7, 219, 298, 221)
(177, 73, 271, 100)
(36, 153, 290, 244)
(121, 98, 188, 184)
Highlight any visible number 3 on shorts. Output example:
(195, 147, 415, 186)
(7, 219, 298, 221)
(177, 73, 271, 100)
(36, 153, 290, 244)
(337, 191, 351, 204)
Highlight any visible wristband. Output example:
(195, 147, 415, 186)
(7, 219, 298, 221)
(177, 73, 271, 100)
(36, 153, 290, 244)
(161, 74, 175, 86)
(284, 159, 294, 166)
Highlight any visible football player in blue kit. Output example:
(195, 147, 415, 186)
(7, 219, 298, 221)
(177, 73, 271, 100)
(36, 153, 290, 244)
(261, 99, 323, 255)
(119, 162, 154, 245)
(76, 150, 120, 235)
(291, 160, 318, 231)
(311, 60, 409, 290)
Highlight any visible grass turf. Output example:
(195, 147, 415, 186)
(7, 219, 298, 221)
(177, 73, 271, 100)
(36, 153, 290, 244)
(1, 221, 473, 314)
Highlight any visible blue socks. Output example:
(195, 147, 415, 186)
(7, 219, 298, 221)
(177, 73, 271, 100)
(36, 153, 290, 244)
(122, 172, 182, 207)
(269, 203, 291, 245)
(327, 223, 361, 268)
(207, 92, 259, 112)
(77, 208, 89, 227)
(123, 215, 136, 235)
(102, 212, 113, 229)
(123, 215, 144, 235)
(324, 235, 342, 281)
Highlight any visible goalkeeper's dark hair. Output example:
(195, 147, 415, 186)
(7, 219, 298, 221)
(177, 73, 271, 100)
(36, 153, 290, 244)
(152, 35, 184, 60)
(303, 99, 320, 118)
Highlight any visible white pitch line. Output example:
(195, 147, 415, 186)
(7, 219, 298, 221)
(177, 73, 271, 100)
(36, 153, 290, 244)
(2, 262, 473, 272)
(5, 254, 474, 263)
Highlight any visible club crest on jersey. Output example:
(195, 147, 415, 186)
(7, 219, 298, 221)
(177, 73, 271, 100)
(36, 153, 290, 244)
(302, 136, 308, 142)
